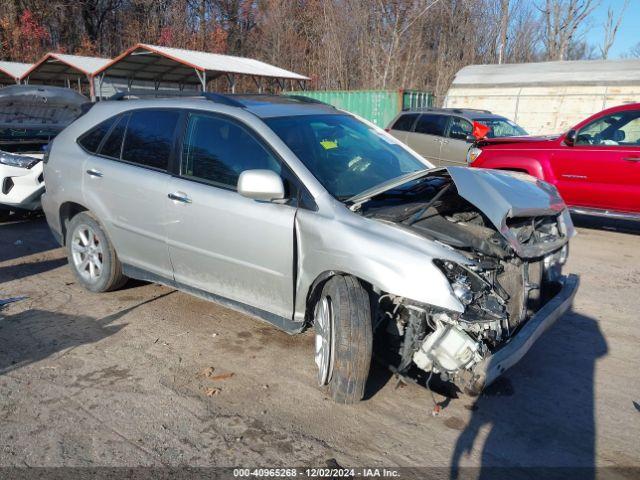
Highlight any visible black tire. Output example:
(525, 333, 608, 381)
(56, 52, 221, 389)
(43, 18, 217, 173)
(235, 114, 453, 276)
(65, 212, 127, 292)
(314, 275, 372, 404)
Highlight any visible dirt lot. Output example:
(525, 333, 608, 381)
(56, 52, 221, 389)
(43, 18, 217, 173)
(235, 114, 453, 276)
(1, 215, 639, 476)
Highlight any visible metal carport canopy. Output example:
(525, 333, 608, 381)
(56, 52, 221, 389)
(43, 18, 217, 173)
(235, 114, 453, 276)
(93, 43, 309, 92)
(21, 53, 111, 98)
(0, 61, 32, 84)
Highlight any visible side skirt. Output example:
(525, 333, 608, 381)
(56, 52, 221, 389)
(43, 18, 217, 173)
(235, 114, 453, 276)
(569, 206, 640, 221)
(122, 263, 306, 335)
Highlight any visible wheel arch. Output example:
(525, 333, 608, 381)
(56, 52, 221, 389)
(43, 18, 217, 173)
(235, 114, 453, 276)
(59, 201, 89, 245)
(303, 270, 374, 326)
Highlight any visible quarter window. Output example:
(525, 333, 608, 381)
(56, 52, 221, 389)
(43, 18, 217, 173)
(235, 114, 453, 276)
(99, 114, 129, 159)
(121, 110, 180, 170)
(415, 114, 448, 136)
(181, 113, 281, 189)
(78, 116, 116, 153)
(391, 114, 419, 132)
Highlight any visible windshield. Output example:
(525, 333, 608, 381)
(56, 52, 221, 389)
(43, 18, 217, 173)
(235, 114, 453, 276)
(265, 114, 428, 199)
(473, 118, 527, 138)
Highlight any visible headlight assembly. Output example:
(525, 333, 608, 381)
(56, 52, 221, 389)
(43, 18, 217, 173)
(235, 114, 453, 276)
(434, 260, 477, 306)
(0, 150, 39, 169)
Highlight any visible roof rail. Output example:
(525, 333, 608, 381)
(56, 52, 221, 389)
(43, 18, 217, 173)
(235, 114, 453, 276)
(202, 92, 246, 108)
(404, 106, 492, 114)
(285, 95, 333, 107)
(108, 90, 198, 101)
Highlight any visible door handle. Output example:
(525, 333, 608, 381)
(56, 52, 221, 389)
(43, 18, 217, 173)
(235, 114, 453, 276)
(623, 157, 640, 162)
(86, 169, 103, 178)
(441, 140, 449, 144)
(168, 192, 192, 204)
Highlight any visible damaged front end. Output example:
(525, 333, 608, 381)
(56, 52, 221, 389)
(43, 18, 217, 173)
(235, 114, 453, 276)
(359, 167, 578, 395)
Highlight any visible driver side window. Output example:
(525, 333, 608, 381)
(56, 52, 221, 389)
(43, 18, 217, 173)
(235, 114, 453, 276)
(576, 111, 640, 146)
(181, 112, 281, 189)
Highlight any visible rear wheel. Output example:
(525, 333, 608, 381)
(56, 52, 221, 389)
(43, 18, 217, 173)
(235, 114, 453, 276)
(66, 212, 127, 292)
(314, 275, 372, 404)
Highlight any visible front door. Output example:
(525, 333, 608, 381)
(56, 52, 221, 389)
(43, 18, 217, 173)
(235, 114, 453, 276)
(165, 111, 297, 319)
(405, 113, 449, 166)
(551, 109, 640, 213)
(440, 116, 472, 166)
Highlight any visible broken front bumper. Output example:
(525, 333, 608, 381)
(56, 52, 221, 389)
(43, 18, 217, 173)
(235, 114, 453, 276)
(462, 274, 579, 396)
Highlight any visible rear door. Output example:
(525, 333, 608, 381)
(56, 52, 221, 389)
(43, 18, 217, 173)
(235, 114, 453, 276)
(405, 113, 449, 165)
(551, 109, 640, 213)
(388, 113, 418, 144)
(440, 116, 473, 166)
(165, 111, 297, 319)
(82, 109, 180, 278)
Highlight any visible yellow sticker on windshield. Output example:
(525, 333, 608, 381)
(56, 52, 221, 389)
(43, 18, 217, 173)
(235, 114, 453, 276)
(320, 139, 338, 150)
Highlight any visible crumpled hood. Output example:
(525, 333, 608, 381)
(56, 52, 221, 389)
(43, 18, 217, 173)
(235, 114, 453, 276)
(435, 166, 574, 257)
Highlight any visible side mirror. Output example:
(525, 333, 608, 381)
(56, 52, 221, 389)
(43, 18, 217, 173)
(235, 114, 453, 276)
(465, 134, 476, 143)
(237, 169, 285, 202)
(565, 130, 576, 146)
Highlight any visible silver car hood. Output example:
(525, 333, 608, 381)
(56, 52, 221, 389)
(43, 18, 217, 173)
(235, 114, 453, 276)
(354, 166, 573, 258)
(442, 166, 573, 257)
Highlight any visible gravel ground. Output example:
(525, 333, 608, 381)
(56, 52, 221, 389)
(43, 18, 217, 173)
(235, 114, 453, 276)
(0, 215, 639, 478)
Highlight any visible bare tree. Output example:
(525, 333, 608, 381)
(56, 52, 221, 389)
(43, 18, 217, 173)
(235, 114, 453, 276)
(539, 0, 600, 61)
(497, 0, 510, 64)
(599, 0, 628, 59)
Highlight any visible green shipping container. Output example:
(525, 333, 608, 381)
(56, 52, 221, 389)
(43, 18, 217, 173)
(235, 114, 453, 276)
(286, 89, 433, 127)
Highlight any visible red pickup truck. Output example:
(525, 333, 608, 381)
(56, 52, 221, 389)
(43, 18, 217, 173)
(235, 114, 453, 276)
(468, 103, 640, 220)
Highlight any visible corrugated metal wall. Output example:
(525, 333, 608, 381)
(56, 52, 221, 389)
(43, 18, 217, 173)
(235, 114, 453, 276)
(444, 85, 640, 135)
(288, 90, 433, 127)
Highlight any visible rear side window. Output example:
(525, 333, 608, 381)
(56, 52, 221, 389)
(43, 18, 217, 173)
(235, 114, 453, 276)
(99, 114, 129, 159)
(122, 110, 180, 170)
(392, 113, 418, 132)
(181, 112, 281, 189)
(415, 114, 448, 136)
(78, 116, 117, 153)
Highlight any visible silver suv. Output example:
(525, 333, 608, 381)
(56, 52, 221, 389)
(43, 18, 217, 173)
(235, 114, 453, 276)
(42, 94, 578, 403)
(387, 108, 527, 167)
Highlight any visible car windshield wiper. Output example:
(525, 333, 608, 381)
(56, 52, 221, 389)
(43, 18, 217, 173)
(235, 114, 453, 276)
(346, 168, 432, 211)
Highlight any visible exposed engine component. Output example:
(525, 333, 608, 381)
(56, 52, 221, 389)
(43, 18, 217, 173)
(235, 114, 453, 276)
(367, 172, 570, 390)
(413, 321, 483, 374)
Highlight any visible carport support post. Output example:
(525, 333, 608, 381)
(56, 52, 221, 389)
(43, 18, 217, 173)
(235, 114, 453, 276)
(194, 69, 207, 92)
(226, 73, 236, 93)
(97, 73, 105, 100)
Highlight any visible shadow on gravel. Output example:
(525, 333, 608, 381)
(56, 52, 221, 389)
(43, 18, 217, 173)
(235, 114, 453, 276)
(450, 310, 607, 480)
(571, 214, 640, 235)
(0, 257, 67, 283)
(0, 308, 127, 376)
(0, 217, 59, 263)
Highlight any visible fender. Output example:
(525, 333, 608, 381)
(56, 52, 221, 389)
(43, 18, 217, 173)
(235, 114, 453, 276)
(474, 154, 545, 180)
(292, 206, 470, 324)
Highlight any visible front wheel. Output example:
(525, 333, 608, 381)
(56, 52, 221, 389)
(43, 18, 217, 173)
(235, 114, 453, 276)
(314, 275, 372, 404)
(66, 212, 127, 292)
